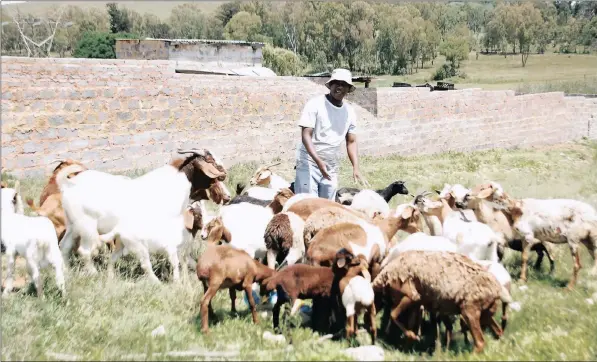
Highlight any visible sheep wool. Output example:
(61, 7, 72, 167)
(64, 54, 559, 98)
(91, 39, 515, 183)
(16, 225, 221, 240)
(372, 250, 503, 312)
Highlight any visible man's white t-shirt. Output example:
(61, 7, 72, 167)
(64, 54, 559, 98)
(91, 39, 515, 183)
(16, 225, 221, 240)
(295, 94, 357, 172)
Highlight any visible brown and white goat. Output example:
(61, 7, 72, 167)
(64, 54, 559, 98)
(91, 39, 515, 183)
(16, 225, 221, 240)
(262, 248, 376, 344)
(305, 203, 422, 281)
(469, 181, 597, 289)
(455, 182, 555, 273)
(26, 159, 88, 242)
(197, 216, 275, 333)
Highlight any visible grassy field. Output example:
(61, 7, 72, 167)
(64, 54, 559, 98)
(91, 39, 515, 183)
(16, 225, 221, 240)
(2, 140, 597, 361)
(368, 52, 597, 94)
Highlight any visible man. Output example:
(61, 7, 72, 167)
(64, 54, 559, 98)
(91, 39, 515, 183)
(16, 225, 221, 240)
(294, 68, 370, 200)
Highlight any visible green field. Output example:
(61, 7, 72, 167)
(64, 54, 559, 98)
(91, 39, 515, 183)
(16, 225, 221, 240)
(367, 52, 597, 94)
(2, 140, 597, 361)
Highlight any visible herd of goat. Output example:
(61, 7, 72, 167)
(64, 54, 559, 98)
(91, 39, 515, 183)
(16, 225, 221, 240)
(2, 149, 597, 354)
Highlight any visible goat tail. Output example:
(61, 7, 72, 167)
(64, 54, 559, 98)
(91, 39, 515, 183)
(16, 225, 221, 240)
(55, 164, 87, 191)
(98, 227, 119, 244)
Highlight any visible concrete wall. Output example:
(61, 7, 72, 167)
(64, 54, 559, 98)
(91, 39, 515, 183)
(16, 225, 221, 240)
(115, 39, 263, 67)
(2, 56, 596, 177)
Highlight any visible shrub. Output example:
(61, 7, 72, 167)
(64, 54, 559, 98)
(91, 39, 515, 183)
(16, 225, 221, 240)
(262, 44, 305, 76)
(73, 31, 137, 59)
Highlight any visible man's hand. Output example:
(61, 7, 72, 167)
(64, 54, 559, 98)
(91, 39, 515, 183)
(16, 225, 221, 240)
(317, 160, 332, 180)
(353, 169, 370, 187)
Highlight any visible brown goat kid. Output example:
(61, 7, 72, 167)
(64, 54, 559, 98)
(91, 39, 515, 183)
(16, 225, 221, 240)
(262, 248, 376, 344)
(197, 215, 275, 333)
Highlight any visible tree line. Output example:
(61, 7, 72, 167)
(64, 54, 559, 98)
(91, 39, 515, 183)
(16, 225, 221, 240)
(1, 0, 596, 76)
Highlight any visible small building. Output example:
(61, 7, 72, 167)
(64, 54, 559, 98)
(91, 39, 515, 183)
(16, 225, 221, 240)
(115, 38, 265, 68)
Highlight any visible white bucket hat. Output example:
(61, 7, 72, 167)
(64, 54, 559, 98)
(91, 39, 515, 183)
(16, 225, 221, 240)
(325, 68, 356, 93)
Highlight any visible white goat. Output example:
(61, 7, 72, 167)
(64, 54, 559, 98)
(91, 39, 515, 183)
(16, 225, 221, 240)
(98, 201, 205, 283)
(242, 186, 280, 201)
(201, 203, 274, 261)
(1, 182, 66, 297)
(414, 192, 501, 263)
(249, 161, 292, 191)
(56, 149, 226, 275)
(349, 189, 391, 219)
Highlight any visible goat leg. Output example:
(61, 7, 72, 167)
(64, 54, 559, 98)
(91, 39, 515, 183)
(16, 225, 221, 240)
(567, 245, 582, 290)
(229, 288, 237, 314)
(2, 250, 17, 296)
(461, 305, 484, 353)
(244, 284, 259, 325)
(200, 285, 220, 333)
(389, 296, 419, 341)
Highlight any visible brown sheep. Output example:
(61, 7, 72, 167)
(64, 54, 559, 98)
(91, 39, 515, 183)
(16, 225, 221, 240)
(372, 250, 510, 353)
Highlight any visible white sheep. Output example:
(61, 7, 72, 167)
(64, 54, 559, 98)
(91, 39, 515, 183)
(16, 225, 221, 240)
(56, 148, 227, 275)
(1, 182, 66, 297)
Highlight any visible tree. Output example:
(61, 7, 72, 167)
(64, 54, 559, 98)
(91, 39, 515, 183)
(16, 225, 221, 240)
(440, 24, 470, 68)
(72, 31, 136, 59)
(224, 11, 262, 41)
(516, 2, 543, 66)
(106, 3, 131, 33)
(168, 4, 208, 39)
(215, 0, 243, 26)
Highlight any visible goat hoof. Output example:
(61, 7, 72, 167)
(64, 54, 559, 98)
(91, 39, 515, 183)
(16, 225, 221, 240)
(405, 331, 420, 341)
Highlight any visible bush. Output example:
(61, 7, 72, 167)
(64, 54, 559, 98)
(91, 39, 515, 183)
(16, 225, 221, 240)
(73, 31, 137, 59)
(262, 44, 305, 76)
(432, 63, 458, 81)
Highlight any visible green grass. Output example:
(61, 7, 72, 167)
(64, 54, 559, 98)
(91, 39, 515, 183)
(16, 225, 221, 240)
(367, 52, 597, 94)
(2, 140, 597, 361)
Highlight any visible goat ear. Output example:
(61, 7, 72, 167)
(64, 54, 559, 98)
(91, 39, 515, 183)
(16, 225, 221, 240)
(401, 206, 414, 219)
(258, 170, 272, 181)
(197, 159, 225, 179)
(67, 171, 82, 179)
(336, 257, 346, 269)
(183, 208, 194, 231)
(13, 180, 20, 194)
(476, 188, 493, 199)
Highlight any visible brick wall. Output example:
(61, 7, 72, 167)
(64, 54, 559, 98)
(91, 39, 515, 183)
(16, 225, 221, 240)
(2, 56, 596, 177)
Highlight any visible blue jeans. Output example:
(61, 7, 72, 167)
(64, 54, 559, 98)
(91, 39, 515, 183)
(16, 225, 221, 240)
(294, 159, 338, 200)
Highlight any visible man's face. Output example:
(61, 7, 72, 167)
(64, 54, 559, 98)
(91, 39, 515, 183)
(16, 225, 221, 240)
(329, 81, 351, 101)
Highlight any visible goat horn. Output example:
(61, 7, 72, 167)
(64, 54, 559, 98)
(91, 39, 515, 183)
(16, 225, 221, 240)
(177, 148, 206, 156)
(50, 159, 65, 164)
(266, 161, 282, 168)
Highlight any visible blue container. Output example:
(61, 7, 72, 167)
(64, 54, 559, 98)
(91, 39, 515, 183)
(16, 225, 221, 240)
(243, 290, 277, 306)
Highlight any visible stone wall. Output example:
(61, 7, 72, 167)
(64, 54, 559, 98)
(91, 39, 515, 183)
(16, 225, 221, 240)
(115, 39, 264, 67)
(2, 56, 596, 177)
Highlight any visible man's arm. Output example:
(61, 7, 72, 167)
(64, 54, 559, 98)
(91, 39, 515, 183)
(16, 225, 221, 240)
(302, 127, 330, 180)
(346, 132, 369, 187)
(346, 132, 359, 172)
